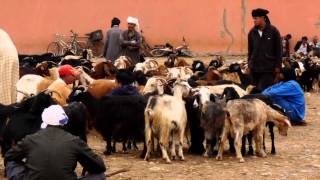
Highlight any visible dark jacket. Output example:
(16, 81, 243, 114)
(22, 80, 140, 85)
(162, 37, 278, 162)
(294, 41, 311, 53)
(121, 30, 141, 64)
(108, 84, 139, 96)
(5, 126, 106, 180)
(248, 24, 282, 72)
(103, 25, 122, 62)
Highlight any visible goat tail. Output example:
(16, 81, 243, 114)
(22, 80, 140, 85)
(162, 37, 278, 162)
(267, 106, 291, 127)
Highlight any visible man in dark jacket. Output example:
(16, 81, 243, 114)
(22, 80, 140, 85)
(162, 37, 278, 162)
(103, 17, 122, 62)
(294, 36, 311, 56)
(248, 8, 282, 91)
(282, 34, 292, 58)
(107, 69, 139, 96)
(5, 105, 106, 180)
(121, 16, 141, 65)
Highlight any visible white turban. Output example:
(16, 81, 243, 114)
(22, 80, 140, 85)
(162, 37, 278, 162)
(127, 16, 140, 31)
(41, 105, 69, 129)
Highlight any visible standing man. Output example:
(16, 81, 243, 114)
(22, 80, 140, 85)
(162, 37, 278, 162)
(121, 16, 141, 64)
(282, 34, 292, 58)
(247, 8, 282, 91)
(0, 29, 19, 105)
(103, 17, 122, 62)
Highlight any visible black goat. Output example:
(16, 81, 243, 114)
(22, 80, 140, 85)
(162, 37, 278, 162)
(68, 88, 147, 157)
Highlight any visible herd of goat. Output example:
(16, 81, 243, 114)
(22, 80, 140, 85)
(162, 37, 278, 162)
(0, 51, 318, 164)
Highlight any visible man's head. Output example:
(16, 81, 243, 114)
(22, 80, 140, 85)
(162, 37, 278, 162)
(302, 36, 308, 44)
(127, 16, 138, 31)
(280, 67, 296, 82)
(111, 17, 121, 27)
(58, 65, 80, 84)
(252, 8, 270, 27)
(312, 36, 318, 43)
(286, 34, 292, 40)
(41, 105, 69, 129)
(115, 69, 135, 86)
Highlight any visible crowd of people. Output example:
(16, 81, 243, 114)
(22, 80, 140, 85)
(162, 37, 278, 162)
(282, 34, 320, 57)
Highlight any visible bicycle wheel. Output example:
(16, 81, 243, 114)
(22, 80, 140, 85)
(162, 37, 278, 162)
(72, 42, 87, 55)
(150, 49, 167, 57)
(47, 42, 62, 56)
(87, 41, 104, 57)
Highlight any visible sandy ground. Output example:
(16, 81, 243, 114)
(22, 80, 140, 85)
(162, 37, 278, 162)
(1, 56, 319, 179)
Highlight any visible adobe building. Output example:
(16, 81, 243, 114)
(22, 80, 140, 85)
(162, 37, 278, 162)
(1, 0, 319, 54)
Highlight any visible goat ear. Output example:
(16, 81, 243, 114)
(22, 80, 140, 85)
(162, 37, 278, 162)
(210, 94, 216, 102)
(193, 99, 199, 108)
(284, 119, 291, 127)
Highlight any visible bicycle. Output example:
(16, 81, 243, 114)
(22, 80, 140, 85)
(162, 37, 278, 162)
(47, 30, 87, 56)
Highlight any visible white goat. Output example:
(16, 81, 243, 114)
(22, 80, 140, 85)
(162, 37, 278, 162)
(144, 80, 190, 163)
(16, 74, 44, 102)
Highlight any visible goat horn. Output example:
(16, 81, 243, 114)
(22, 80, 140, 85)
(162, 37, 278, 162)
(44, 89, 63, 98)
(16, 90, 31, 98)
(75, 85, 88, 92)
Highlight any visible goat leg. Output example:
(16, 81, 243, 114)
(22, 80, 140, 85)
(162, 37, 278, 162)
(241, 135, 247, 156)
(122, 139, 128, 154)
(269, 123, 276, 154)
(104, 136, 113, 155)
(247, 133, 254, 156)
(228, 134, 236, 153)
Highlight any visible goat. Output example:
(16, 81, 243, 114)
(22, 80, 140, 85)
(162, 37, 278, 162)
(216, 99, 291, 162)
(144, 80, 190, 163)
(68, 88, 147, 156)
(91, 60, 117, 79)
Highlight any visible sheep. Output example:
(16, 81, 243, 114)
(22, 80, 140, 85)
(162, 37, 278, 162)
(216, 99, 291, 163)
(167, 67, 193, 80)
(144, 80, 190, 163)
(142, 77, 167, 95)
(114, 56, 134, 70)
(191, 60, 206, 73)
(134, 58, 159, 74)
(164, 55, 190, 68)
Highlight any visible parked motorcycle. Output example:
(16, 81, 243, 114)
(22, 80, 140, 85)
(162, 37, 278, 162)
(150, 37, 195, 57)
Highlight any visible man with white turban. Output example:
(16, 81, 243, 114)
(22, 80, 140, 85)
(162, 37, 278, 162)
(5, 105, 106, 180)
(120, 16, 142, 64)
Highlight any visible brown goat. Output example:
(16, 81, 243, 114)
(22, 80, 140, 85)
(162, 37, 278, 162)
(88, 79, 118, 99)
(91, 61, 117, 79)
(216, 99, 291, 163)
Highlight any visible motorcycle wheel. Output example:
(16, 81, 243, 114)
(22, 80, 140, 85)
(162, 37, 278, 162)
(180, 49, 196, 57)
(150, 49, 168, 57)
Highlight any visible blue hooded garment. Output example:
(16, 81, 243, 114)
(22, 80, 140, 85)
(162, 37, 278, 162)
(107, 84, 139, 96)
(262, 80, 305, 122)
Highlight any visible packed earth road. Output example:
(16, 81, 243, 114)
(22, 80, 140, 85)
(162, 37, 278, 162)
(0, 57, 319, 180)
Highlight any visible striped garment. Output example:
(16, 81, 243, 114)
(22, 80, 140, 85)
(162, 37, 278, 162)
(0, 55, 19, 105)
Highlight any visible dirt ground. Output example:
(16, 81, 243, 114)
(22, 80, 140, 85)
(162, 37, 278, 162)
(1, 57, 320, 179)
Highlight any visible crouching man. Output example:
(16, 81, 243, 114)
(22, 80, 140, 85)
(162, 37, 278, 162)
(5, 105, 106, 180)
(262, 68, 306, 126)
